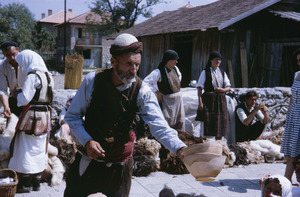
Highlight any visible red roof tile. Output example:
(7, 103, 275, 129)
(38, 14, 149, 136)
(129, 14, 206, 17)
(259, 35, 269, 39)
(38, 10, 77, 24)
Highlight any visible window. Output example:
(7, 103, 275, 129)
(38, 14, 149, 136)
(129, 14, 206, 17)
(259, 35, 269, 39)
(78, 28, 82, 38)
(83, 49, 91, 59)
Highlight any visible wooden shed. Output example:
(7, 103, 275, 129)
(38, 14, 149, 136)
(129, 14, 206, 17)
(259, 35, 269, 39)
(120, 0, 300, 88)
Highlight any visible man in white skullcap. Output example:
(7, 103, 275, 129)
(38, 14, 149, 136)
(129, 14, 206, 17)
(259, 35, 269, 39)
(64, 33, 187, 197)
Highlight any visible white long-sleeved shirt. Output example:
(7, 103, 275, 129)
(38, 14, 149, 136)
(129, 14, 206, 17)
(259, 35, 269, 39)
(236, 102, 265, 125)
(196, 67, 231, 89)
(143, 66, 182, 93)
(0, 59, 18, 96)
(16, 72, 54, 106)
(65, 71, 186, 154)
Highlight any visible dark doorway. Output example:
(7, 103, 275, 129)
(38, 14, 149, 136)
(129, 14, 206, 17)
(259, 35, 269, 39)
(173, 36, 193, 87)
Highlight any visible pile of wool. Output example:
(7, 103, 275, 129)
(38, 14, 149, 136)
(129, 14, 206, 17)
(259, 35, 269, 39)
(268, 128, 284, 145)
(228, 143, 249, 165)
(249, 140, 284, 162)
(133, 137, 161, 177)
(43, 143, 65, 186)
(214, 139, 236, 167)
(159, 130, 203, 174)
(49, 135, 77, 179)
(238, 141, 265, 164)
(0, 114, 18, 169)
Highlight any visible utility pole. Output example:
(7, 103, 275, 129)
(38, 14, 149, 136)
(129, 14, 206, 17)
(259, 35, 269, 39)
(63, 0, 67, 67)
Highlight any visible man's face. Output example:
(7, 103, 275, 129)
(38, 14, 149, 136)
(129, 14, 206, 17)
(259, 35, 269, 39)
(2, 46, 19, 66)
(245, 96, 258, 108)
(112, 52, 141, 84)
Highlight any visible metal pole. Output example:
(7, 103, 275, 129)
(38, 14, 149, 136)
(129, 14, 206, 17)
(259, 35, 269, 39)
(63, 0, 66, 67)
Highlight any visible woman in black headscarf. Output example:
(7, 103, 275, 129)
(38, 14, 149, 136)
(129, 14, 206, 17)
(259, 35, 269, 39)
(144, 49, 185, 131)
(195, 51, 231, 139)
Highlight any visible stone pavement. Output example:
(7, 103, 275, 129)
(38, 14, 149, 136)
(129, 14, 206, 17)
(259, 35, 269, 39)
(14, 162, 293, 197)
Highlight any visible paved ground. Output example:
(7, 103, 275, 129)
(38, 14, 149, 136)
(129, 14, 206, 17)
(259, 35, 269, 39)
(14, 162, 295, 197)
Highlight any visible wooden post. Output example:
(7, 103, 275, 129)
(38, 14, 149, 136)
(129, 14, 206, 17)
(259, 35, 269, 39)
(64, 54, 84, 89)
(240, 42, 248, 87)
(227, 60, 235, 88)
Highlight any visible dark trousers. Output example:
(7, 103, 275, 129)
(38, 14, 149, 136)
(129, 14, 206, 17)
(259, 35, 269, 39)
(64, 153, 134, 197)
(236, 121, 265, 142)
(9, 97, 22, 117)
(17, 172, 42, 188)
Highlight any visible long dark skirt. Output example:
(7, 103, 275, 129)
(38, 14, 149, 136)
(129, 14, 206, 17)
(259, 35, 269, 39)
(64, 153, 134, 197)
(202, 92, 228, 137)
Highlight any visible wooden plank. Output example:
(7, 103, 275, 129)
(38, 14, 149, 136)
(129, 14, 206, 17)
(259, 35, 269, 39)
(227, 60, 235, 88)
(240, 42, 248, 87)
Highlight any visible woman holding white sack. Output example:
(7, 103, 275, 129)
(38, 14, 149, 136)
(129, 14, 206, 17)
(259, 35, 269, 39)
(8, 49, 54, 193)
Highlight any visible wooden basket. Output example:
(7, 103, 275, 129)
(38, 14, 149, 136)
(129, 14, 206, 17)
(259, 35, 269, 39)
(0, 168, 18, 197)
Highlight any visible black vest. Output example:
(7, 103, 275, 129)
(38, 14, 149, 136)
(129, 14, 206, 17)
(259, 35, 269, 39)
(203, 67, 225, 93)
(235, 102, 253, 131)
(84, 68, 142, 152)
(157, 66, 181, 95)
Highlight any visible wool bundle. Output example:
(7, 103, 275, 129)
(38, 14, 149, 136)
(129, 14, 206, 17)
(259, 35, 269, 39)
(133, 137, 161, 176)
(214, 139, 236, 167)
(238, 141, 264, 164)
(0, 114, 18, 169)
(228, 143, 249, 165)
(268, 128, 284, 145)
(160, 130, 203, 174)
(46, 143, 65, 186)
(249, 140, 284, 162)
(49, 136, 77, 178)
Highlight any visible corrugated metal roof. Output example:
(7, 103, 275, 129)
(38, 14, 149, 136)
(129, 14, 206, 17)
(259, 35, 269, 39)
(38, 10, 77, 24)
(270, 10, 300, 21)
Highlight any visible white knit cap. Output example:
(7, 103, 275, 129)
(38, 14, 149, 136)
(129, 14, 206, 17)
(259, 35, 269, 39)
(113, 33, 138, 46)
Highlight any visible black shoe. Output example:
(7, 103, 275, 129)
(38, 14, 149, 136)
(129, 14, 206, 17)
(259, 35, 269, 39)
(33, 186, 41, 191)
(17, 186, 32, 193)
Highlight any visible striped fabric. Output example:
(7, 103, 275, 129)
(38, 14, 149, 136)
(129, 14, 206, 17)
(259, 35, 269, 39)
(281, 79, 300, 157)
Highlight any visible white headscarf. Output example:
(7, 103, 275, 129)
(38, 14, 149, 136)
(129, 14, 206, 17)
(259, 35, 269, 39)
(15, 49, 48, 86)
(261, 174, 292, 197)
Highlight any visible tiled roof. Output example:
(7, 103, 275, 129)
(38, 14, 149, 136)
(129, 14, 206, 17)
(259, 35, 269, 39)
(59, 11, 104, 25)
(38, 10, 77, 24)
(121, 0, 281, 37)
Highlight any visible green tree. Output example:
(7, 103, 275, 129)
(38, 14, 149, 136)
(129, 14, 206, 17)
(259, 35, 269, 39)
(88, 0, 162, 36)
(37, 27, 57, 51)
(0, 3, 36, 49)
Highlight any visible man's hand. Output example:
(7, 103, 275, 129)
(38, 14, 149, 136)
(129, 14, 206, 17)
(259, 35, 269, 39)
(176, 147, 187, 160)
(85, 140, 105, 159)
(256, 103, 268, 113)
(3, 106, 11, 118)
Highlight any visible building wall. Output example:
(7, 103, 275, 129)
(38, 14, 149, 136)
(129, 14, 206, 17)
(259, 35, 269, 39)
(138, 10, 300, 88)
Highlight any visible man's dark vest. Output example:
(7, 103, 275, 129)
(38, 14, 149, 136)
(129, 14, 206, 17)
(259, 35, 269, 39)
(84, 68, 142, 156)
(235, 103, 253, 131)
(157, 66, 181, 95)
(203, 66, 225, 93)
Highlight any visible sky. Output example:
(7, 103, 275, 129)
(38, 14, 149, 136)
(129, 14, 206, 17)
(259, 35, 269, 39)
(1, 0, 218, 23)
